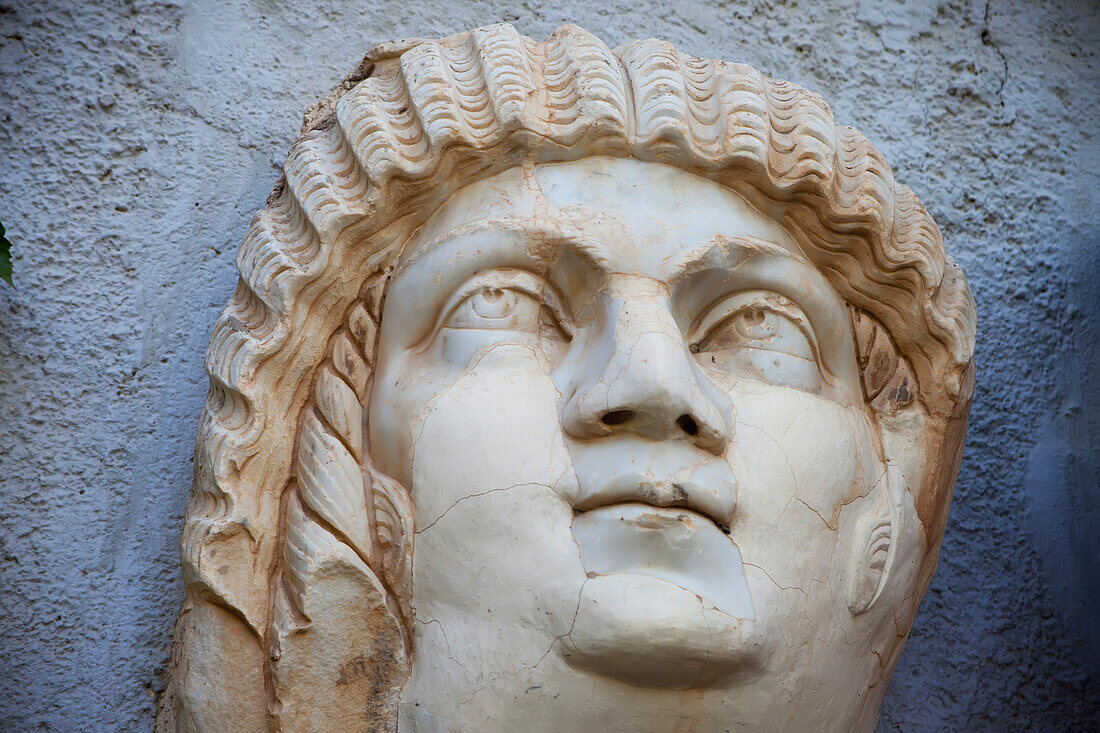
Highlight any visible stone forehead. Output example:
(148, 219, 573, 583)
(403, 159, 803, 264)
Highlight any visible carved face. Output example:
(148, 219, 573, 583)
(368, 157, 922, 728)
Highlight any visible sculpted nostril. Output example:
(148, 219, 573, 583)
(601, 410, 635, 426)
(676, 414, 699, 436)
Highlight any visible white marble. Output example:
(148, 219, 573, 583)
(372, 158, 921, 729)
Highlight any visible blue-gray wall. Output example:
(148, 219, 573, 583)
(0, 0, 1096, 729)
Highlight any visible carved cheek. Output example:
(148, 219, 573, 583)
(438, 329, 546, 368)
(729, 383, 880, 590)
(783, 404, 879, 524)
(408, 342, 578, 529)
(401, 342, 588, 686)
(370, 331, 559, 486)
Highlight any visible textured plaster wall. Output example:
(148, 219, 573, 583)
(0, 0, 1096, 729)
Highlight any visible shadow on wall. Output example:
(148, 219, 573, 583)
(1025, 225, 1100, 681)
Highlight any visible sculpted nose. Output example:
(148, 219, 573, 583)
(561, 280, 732, 454)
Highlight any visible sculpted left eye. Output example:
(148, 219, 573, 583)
(691, 291, 822, 391)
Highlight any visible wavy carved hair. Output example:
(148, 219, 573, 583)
(181, 23, 976, 667)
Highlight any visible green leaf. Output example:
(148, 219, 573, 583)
(0, 219, 11, 287)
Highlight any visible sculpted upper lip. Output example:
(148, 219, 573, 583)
(573, 473, 733, 531)
(567, 438, 737, 530)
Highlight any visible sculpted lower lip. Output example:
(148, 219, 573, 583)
(571, 503, 755, 620)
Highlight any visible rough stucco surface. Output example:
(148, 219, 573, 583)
(0, 0, 1096, 729)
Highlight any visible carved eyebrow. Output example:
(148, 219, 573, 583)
(664, 235, 810, 283)
(407, 217, 614, 271)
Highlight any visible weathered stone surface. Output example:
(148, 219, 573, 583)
(161, 25, 980, 730)
(0, 2, 1096, 731)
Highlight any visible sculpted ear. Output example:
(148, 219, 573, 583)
(846, 472, 896, 616)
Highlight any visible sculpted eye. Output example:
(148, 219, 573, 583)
(690, 291, 821, 391)
(440, 270, 571, 342)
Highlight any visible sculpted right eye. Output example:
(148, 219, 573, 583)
(437, 269, 571, 344)
(445, 287, 555, 335)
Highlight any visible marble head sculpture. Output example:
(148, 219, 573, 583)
(159, 23, 976, 733)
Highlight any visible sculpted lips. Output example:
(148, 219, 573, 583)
(572, 470, 734, 532)
(566, 437, 754, 620)
(567, 437, 737, 531)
